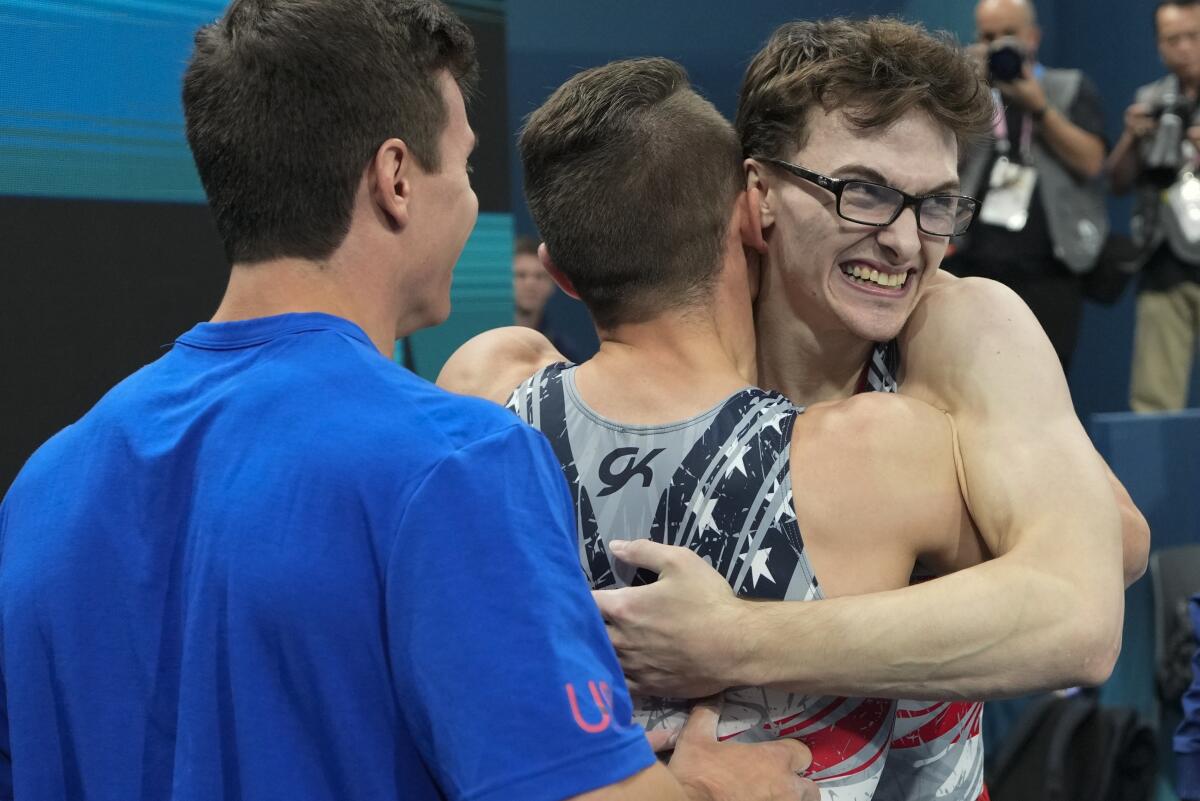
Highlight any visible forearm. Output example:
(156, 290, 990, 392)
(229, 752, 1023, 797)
(734, 550, 1122, 700)
(1106, 131, 1142, 194)
(1038, 107, 1105, 179)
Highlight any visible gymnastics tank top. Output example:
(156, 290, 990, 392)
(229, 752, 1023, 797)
(508, 363, 896, 801)
(860, 341, 989, 801)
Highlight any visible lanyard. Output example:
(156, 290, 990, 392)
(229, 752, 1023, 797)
(991, 88, 1033, 162)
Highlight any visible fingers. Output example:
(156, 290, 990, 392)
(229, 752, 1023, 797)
(644, 726, 680, 753)
(796, 777, 822, 801)
(676, 695, 722, 745)
(765, 736, 814, 775)
(607, 538, 683, 573)
(591, 587, 629, 623)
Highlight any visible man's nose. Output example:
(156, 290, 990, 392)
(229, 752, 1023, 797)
(875, 206, 923, 265)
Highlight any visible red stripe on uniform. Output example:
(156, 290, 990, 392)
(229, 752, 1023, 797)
(891, 701, 977, 749)
(782, 697, 893, 773)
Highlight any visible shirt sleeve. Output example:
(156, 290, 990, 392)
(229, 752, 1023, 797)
(1066, 74, 1107, 144)
(386, 422, 654, 801)
(1176, 595, 1200, 801)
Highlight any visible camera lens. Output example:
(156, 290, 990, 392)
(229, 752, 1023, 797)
(988, 45, 1024, 83)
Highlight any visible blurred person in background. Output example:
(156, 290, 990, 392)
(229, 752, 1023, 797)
(514, 234, 556, 329)
(946, 0, 1108, 371)
(1109, 0, 1200, 412)
(515, 234, 595, 362)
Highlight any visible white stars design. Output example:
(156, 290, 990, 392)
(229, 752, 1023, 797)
(689, 495, 720, 534)
(759, 408, 786, 436)
(738, 547, 776, 588)
(722, 441, 750, 478)
(763, 482, 794, 524)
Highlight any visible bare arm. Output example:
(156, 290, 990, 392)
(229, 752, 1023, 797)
(574, 700, 816, 801)
(1108, 103, 1155, 195)
(998, 66, 1104, 179)
(436, 325, 565, 404)
(595, 279, 1131, 701)
(1035, 104, 1106, 179)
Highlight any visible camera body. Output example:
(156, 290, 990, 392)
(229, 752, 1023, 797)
(1143, 92, 1196, 188)
(988, 37, 1027, 83)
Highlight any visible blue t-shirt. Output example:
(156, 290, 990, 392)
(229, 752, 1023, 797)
(0, 313, 652, 801)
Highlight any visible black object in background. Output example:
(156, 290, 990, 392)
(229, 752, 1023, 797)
(0, 197, 228, 493)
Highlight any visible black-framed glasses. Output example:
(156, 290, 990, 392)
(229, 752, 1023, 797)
(755, 156, 980, 237)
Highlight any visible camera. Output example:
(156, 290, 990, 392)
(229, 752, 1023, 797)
(987, 38, 1026, 83)
(1143, 93, 1195, 188)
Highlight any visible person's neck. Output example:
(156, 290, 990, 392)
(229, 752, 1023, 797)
(514, 307, 541, 329)
(754, 295, 874, 405)
(211, 253, 397, 357)
(572, 306, 755, 426)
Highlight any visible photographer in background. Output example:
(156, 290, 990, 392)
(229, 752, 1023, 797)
(947, 0, 1108, 371)
(1109, 0, 1200, 412)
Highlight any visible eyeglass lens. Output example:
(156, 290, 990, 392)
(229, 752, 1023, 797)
(838, 181, 973, 236)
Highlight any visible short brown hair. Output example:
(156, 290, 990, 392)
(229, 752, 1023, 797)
(737, 18, 992, 161)
(519, 58, 743, 329)
(184, 0, 477, 264)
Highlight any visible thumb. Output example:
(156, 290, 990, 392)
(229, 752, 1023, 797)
(759, 736, 814, 775)
(676, 695, 723, 745)
(607, 538, 680, 574)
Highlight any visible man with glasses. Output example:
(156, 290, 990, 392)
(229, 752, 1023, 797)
(575, 16, 1146, 801)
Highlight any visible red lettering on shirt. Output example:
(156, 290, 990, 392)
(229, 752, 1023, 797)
(566, 680, 612, 734)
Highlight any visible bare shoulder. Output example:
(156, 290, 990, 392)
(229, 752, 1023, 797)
(436, 326, 564, 405)
(910, 274, 1040, 342)
(794, 392, 953, 462)
(900, 274, 1067, 415)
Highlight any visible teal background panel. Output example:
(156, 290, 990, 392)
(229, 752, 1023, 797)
(401, 211, 513, 382)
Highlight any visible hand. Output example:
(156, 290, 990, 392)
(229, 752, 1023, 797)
(996, 62, 1048, 114)
(592, 539, 747, 697)
(671, 697, 818, 801)
(1188, 125, 1200, 151)
(1124, 103, 1157, 140)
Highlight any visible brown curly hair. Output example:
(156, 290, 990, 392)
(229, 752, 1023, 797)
(737, 17, 993, 161)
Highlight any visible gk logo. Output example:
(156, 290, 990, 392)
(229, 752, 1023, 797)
(598, 447, 664, 497)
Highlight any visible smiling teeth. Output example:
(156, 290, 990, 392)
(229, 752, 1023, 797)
(842, 265, 908, 288)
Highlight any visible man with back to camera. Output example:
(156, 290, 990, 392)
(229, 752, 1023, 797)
(507, 16, 1148, 801)
(438, 33, 1125, 800)
(944, 0, 1109, 371)
(1109, 0, 1200, 412)
(0, 1, 818, 800)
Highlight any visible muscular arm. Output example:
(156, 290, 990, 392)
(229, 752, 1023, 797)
(597, 278, 1137, 701)
(742, 280, 1126, 697)
(739, 280, 1123, 695)
(436, 326, 565, 404)
(753, 276, 1128, 695)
